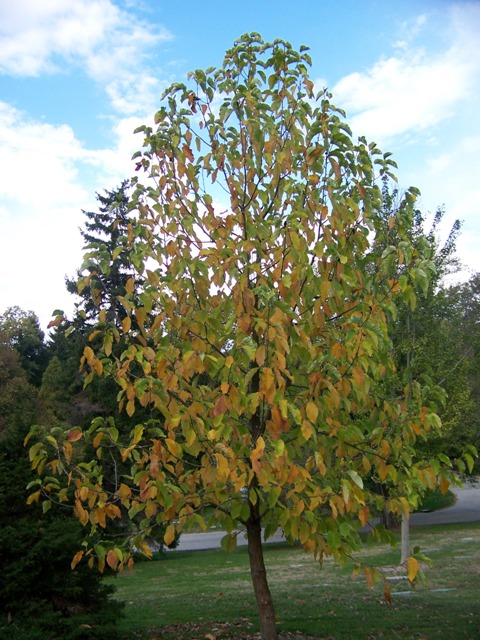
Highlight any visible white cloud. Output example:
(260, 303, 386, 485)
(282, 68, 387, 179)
(0, 0, 172, 116)
(332, 4, 480, 145)
(0, 0, 170, 77)
(329, 3, 480, 281)
(393, 14, 427, 51)
(0, 102, 91, 207)
(0, 101, 149, 330)
(421, 134, 480, 279)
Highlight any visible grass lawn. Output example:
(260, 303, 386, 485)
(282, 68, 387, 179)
(416, 489, 456, 512)
(107, 521, 480, 639)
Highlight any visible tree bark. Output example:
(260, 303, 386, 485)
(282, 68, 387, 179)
(246, 504, 278, 640)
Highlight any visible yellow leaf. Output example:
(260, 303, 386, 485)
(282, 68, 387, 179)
(165, 438, 182, 458)
(83, 346, 94, 364)
(135, 307, 147, 328)
(125, 278, 135, 294)
(116, 483, 132, 502)
(215, 453, 230, 482)
(260, 367, 276, 404)
(26, 490, 41, 505)
(78, 486, 89, 501)
(301, 420, 313, 441)
(255, 344, 266, 367)
(305, 401, 318, 423)
(93, 358, 103, 376)
(407, 556, 419, 583)
(225, 355, 233, 369)
(164, 524, 176, 546)
(250, 436, 265, 475)
(122, 316, 131, 333)
(220, 381, 230, 394)
(126, 400, 135, 417)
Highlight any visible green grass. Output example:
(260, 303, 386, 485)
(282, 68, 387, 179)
(107, 522, 480, 639)
(416, 488, 456, 512)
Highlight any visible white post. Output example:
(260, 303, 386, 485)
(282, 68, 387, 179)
(400, 512, 411, 565)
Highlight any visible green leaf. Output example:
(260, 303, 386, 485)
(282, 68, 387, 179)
(220, 532, 238, 553)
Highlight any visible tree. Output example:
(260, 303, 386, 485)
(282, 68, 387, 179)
(66, 181, 140, 327)
(0, 307, 48, 386)
(0, 313, 122, 638)
(28, 34, 468, 639)
(0, 344, 122, 639)
(434, 273, 480, 465)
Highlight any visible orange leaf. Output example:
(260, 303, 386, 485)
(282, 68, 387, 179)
(352, 366, 365, 387)
(212, 394, 229, 417)
(439, 475, 450, 495)
(92, 432, 104, 448)
(71, 550, 84, 570)
(106, 549, 118, 570)
(66, 429, 83, 442)
(358, 505, 370, 527)
(384, 583, 392, 604)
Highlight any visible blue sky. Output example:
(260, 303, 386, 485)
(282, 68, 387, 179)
(1, 0, 479, 331)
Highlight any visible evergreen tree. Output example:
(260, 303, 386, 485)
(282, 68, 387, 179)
(66, 181, 140, 326)
(0, 332, 123, 639)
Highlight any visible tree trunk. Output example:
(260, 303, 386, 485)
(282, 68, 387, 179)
(246, 506, 278, 640)
(400, 513, 411, 565)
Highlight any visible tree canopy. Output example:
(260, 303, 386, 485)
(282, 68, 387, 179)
(28, 34, 473, 640)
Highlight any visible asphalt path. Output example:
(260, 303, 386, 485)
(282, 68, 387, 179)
(172, 481, 480, 552)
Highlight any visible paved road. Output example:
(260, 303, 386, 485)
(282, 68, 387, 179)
(172, 481, 480, 552)
(410, 479, 480, 526)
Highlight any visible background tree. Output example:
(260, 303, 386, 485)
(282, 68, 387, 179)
(66, 181, 140, 326)
(29, 34, 469, 640)
(433, 274, 480, 465)
(0, 317, 122, 639)
(0, 306, 48, 386)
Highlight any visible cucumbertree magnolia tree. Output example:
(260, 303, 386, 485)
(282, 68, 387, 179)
(28, 34, 465, 640)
